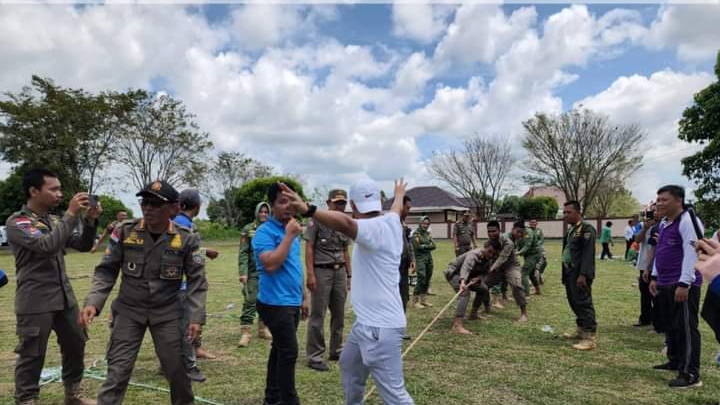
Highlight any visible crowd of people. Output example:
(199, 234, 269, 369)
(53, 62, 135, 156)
(5, 166, 720, 404)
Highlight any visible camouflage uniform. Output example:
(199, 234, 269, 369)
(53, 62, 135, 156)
(238, 202, 272, 345)
(412, 217, 436, 307)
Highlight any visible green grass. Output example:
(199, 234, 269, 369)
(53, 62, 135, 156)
(1, 239, 720, 405)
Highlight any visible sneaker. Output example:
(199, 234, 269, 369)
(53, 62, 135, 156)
(653, 362, 678, 371)
(669, 374, 702, 389)
(187, 367, 207, 383)
(307, 361, 330, 372)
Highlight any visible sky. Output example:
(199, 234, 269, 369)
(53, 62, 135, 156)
(0, 2, 718, 213)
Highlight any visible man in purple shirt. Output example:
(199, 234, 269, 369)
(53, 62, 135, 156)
(649, 185, 704, 389)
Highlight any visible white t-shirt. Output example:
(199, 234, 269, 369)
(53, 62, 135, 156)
(351, 212, 406, 328)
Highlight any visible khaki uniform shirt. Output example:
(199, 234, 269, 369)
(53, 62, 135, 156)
(85, 219, 208, 325)
(304, 218, 350, 266)
(6, 205, 97, 314)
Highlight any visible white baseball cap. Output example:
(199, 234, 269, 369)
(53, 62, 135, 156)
(350, 178, 382, 214)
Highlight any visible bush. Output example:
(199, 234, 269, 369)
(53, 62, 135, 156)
(193, 219, 242, 240)
(234, 176, 306, 227)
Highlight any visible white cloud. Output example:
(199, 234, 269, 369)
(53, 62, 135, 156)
(575, 70, 714, 202)
(644, 5, 720, 62)
(433, 5, 537, 67)
(391, 3, 454, 45)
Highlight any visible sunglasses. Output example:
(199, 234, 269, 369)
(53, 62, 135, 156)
(139, 198, 168, 208)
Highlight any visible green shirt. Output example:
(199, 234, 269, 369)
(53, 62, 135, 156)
(599, 226, 612, 244)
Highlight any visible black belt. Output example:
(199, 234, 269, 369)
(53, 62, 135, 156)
(315, 263, 345, 270)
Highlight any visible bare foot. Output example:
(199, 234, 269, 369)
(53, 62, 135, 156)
(515, 314, 529, 323)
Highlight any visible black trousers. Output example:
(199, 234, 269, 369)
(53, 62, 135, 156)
(399, 260, 410, 312)
(257, 301, 301, 405)
(600, 243, 613, 259)
(625, 239, 632, 260)
(638, 272, 654, 325)
(656, 285, 701, 378)
(15, 307, 87, 402)
(702, 290, 720, 344)
(562, 268, 597, 333)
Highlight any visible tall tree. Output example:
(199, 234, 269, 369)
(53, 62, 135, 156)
(679, 50, 720, 230)
(115, 91, 213, 191)
(428, 134, 515, 218)
(234, 176, 306, 227)
(522, 108, 645, 215)
(203, 152, 273, 227)
(0, 76, 131, 194)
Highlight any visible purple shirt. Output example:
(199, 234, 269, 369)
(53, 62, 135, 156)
(652, 211, 703, 287)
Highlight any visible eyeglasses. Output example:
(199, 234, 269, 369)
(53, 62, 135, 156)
(139, 198, 167, 208)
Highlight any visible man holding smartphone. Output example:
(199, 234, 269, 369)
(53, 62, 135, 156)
(649, 185, 704, 389)
(7, 168, 100, 405)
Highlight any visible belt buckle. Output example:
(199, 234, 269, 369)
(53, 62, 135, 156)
(334, 264, 340, 270)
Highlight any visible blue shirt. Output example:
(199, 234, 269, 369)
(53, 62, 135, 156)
(173, 213, 194, 291)
(174, 213, 194, 230)
(252, 216, 303, 306)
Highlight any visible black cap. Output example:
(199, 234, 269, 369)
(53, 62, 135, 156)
(136, 180, 179, 203)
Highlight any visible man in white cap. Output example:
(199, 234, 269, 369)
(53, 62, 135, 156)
(279, 178, 414, 405)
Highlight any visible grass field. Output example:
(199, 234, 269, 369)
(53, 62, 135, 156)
(2, 239, 720, 405)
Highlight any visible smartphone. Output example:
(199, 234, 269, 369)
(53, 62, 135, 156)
(89, 194, 99, 208)
(645, 210, 654, 220)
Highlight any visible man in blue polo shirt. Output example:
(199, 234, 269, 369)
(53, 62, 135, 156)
(253, 183, 308, 405)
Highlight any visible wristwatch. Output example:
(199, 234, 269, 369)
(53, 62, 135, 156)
(303, 204, 317, 218)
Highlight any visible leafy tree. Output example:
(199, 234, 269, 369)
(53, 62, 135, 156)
(498, 195, 523, 215)
(115, 90, 213, 191)
(234, 176, 306, 227)
(0, 170, 26, 225)
(203, 152, 273, 227)
(533, 196, 560, 219)
(517, 197, 559, 220)
(679, 50, 720, 230)
(97, 195, 133, 230)
(0, 76, 133, 194)
(522, 108, 645, 215)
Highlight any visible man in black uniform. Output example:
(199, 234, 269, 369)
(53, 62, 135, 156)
(561, 200, 598, 351)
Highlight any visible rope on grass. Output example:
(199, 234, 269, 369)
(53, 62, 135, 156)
(362, 286, 469, 402)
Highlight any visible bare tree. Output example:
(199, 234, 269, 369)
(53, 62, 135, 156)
(522, 108, 645, 215)
(115, 91, 213, 191)
(427, 134, 515, 218)
(204, 152, 273, 226)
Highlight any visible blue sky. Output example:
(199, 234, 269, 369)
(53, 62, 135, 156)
(0, 3, 718, 211)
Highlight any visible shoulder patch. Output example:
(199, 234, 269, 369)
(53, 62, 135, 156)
(170, 234, 182, 250)
(192, 249, 205, 265)
(583, 232, 592, 240)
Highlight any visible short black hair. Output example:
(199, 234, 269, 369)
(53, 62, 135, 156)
(513, 220, 525, 229)
(268, 182, 294, 205)
(485, 238, 501, 252)
(564, 200, 581, 212)
(657, 185, 685, 202)
(403, 195, 412, 204)
(23, 168, 57, 198)
(606, 221, 612, 227)
(628, 219, 633, 225)
(487, 220, 500, 229)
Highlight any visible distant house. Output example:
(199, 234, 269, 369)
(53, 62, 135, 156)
(382, 186, 474, 238)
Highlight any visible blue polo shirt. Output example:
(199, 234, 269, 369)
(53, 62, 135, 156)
(252, 216, 303, 306)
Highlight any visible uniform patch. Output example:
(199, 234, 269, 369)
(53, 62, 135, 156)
(583, 232, 592, 240)
(170, 234, 182, 250)
(123, 231, 144, 245)
(192, 250, 205, 265)
(248, 230, 256, 238)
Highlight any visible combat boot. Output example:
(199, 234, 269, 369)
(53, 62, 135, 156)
(563, 327, 583, 340)
(258, 321, 272, 340)
(238, 326, 252, 347)
(413, 295, 425, 309)
(451, 318, 472, 335)
(572, 333, 597, 351)
(420, 294, 433, 308)
(64, 381, 96, 405)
